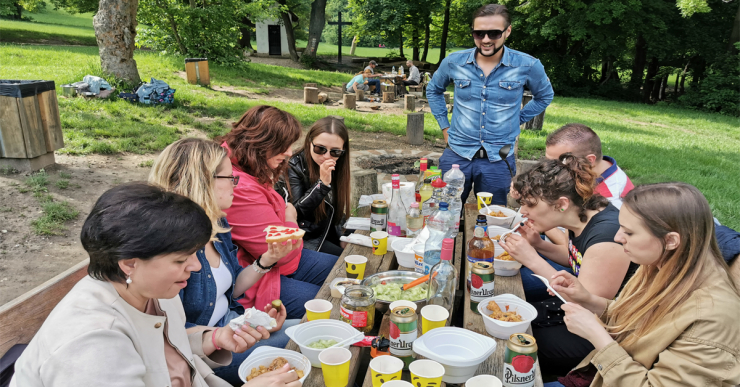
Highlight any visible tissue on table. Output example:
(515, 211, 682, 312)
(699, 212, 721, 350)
(357, 194, 386, 208)
(345, 217, 371, 231)
(228, 307, 277, 331)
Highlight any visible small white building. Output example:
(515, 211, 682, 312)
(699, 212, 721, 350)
(256, 19, 292, 56)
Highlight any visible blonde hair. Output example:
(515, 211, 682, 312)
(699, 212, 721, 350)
(606, 183, 739, 347)
(148, 138, 230, 238)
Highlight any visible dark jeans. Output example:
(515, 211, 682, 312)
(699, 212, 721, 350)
(521, 258, 575, 302)
(532, 297, 595, 376)
(398, 80, 419, 95)
(280, 248, 338, 319)
(319, 240, 344, 256)
(367, 78, 381, 93)
(439, 147, 516, 205)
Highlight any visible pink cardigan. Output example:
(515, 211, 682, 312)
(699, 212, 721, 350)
(223, 154, 302, 310)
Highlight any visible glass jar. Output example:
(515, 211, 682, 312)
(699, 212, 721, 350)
(340, 285, 376, 333)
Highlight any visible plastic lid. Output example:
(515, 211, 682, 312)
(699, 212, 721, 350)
(392, 174, 400, 178)
(430, 166, 439, 170)
(452, 164, 460, 168)
(431, 179, 447, 188)
(439, 202, 449, 210)
(441, 238, 454, 260)
(410, 202, 419, 208)
(476, 215, 487, 222)
(424, 178, 431, 183)
(415, 193, 421, 202)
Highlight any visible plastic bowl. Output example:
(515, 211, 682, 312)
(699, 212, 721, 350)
(412, 327, 497, 383)
(361, 270, 429, 314)
(479, 206, 517, 227)
(391, 237, 416, 268)
(493, 257, 522, 276)
(477, 294, 538, 340)
(238, 346, 311, 383)
(285, 320, 363, 367)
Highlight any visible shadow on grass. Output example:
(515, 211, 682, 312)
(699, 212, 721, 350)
(0, 30, 96, 46)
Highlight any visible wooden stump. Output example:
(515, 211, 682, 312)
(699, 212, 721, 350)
(351, 169, 379, 209)
(443, 92, 451, 104)
(329, 115, 345, 125)
(382, 92, 395, 103)
(318, 92, 328, 104)
(406, 112, 424, 145)
(404, 94, 416, 111)
(356, 89, 365, 101)
(304, 87, 319, 104)
(343, 94, 357, 110)
(304, 83, 318, 88)
(381, 84, 395, 93)
(342, 83, 348, 94)
(524, 111, 546, 130)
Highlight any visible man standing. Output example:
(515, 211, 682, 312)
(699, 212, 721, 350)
(364, 60, 382, 95)
(427, 4, 554, 204)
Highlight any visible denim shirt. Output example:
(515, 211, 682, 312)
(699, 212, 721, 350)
(179, 218, 245, 328)
(427, 47, 554, 161)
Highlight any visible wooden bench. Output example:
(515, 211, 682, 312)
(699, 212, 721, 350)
(0, 259, 89, 358)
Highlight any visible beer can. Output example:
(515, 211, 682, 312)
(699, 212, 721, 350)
(503, 333, 538, 387)
(470, 261, 495, 313)
(370, 200, 388, 232)
(389, 306, 417, 369)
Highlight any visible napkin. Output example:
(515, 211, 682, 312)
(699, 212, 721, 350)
(228, 307, 277, 331)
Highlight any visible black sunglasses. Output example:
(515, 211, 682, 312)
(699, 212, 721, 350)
(312, 143, 346, 157)
(214, 175, 240, 186)
(472, 29, 505, 40)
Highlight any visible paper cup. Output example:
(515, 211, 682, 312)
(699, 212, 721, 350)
(465, 374, 503, 387)
(409, 359, 445, 387)
(380, 381, 414, 387)
(369, 355, 404, 387)
(305, 299, 332, 321)
(412, 244, 425, 274)
(344, 255, 368, 280)
(370, 231, 389, 256)
(477, 192, 493, 210)
(420, 305, 449, 334)
(319, 347, 352, 387)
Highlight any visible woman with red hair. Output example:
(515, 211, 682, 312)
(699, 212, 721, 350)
(219, 105, 339, 319)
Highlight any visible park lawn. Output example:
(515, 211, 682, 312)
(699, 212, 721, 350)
(2, 43, 738, 229)
(0, 8, 97, 46)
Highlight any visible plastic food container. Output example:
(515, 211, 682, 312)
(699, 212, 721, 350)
(412, 327, 497, 383)
(285, 319, 363, 367)
(479, 206, 517, 227)
(330, 278, 360, 298)
(493, 257, 523, 276)
(238, 346, 311, 383)
(391, 237, 416, 268)
(477, 294, 538, 340)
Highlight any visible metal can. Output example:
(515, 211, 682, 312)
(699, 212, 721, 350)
(503, 333, 538, 387)
(389, 306, 417, 369)
(470, 261, 495, 313)
(339, 285, 376, 334)
(370, 200, 388, 232)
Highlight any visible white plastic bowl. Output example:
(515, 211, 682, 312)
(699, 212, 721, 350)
(479, 206, 517, 227)
(493, 257, 523, 276)
(412, 327, 497, 383)
(391, 237, 416, 268)
(285, 319, 363, 367)
(238, 346, 311, 383)
(477, 294, 538, 340)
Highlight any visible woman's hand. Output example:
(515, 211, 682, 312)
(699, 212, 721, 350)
(242, 363, 301, 387)
(549, 271, 592, 305)
(285, 203, 297, 224)
(213, 325, 269, 354)
(319, 159, 336, 185)
(498, 233, 539, 266)
(561, 302, 614, 350)
(517, 221, 543, 248)
(263, 302, 287, 333)
(262, 239, 301, 266)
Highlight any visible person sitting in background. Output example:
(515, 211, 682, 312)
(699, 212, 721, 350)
(545, 183, 740, 387)
(364, 60, 382, 95)
(347, 69, 371, 93)
(499, 153, 636, 375)
(218, 105, 338, 320)
(11, 183, 300, 387)
(398, 60, 420, 96)
(149, 138, 302, 385)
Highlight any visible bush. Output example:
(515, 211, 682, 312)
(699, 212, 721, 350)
(678, 47, 740, 117)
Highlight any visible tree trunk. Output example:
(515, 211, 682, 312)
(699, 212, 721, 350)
(278, 4, 299, 62)
(239, 17, 254, 50)
(600, 58, 609, 83)
(630, 35, 647, 87)
(398, 28, 405, 58)
(412, 27, 420, 61)
(658, 74, 667, 101)
(679, 58, 691, 96)
(421, 22, 430, 62)
(642, 57, 658, 103)
(729, 2, 740, 52)
(673, 73, 679, 96)
(437, 0, 451, 63)
(94, 0, 141, 84)
(305, 0, 328, 57)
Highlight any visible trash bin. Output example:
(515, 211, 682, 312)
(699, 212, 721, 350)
(0, 80, 63, 169)
(185, 58, 210, 86)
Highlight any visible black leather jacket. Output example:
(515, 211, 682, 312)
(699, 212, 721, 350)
(275, 150, 342, 251)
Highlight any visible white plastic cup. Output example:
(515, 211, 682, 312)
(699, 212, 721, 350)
(465, 374, 503, 387)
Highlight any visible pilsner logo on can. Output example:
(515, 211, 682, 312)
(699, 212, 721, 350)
(389, 321, 415, 356)
(503, 333, 538, 387)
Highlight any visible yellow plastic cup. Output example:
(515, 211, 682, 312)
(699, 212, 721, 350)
(344, 255, 368, 280)
(420, 305, 449, 334)
(305, 299, 332, 321)
(409, 359, 445, 387)
(477, 192, 493, 210)
(465, 374, 503, 387)
(370, 231, 389, 256)
(369, 355, 404, 387)
(319, 347, 352, 387)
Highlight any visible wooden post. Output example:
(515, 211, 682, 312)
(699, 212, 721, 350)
(318, 92, 328, 104)
(404, 94, 415, 111)
(185, 59, 209, 86)
(342, 83, 348, 94)
(406, 112, 424, 145)
(356, 89, 365, 101)
(351, 170, 379, 209)
(521, 92, 545, 130)
(343, 94, 356, 110)
(382, 84, 395, 93)
(304, 87, 319, 104)
(443, 92, 451, 104)
(382, 92, 395, 103)
(304, 83, 318, 88)
(349, 35, 358, 56)
(36, 90, 64, 152)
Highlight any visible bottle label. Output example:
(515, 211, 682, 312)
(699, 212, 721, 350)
(389, 321, 416, 357)
(370, 213, 387, 232)
(387, 222, 402, 236)
(467, 255, 494, 287)
(340, 305, 368, 328)
(392, 179, 400, 190)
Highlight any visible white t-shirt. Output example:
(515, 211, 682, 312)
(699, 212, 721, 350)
(208, 257, 233, 327)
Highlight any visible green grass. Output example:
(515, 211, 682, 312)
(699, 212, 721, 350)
(22, 170, 79, 235)
(293, 39, 462, 63)
(0, 8, 96, 45)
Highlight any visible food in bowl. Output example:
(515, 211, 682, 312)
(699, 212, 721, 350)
(247, 357, 305, 380)
(490, 234, 501, 241)
(487, 301, 523, 322)
(307, 339, 338, 349)
(495, 251, 515, 261)
(371, 283, 428, 302)
(488, 210, 507, 217)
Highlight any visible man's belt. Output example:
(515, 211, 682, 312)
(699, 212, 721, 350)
(447, 143, 488, 159)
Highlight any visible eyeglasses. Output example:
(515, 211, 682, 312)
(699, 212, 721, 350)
(471, 29, 505, 40)
(312, 143, 346, 157)
(214, 175, 240, 186)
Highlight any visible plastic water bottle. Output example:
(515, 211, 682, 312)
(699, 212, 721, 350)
(392, 66, 396, 74)
(422, 179, 446, 228)
(406, 202, 422, 238)
(448, 191, 462, 237)
(423, 202, 453, 274)
(400, 65, 404, 75)
(443, 164, 465, 198)
(427, 238, 458, 312)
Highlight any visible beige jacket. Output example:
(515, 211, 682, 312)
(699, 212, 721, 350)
(11, 276, 233, 387)
(575, 270, 740, 387)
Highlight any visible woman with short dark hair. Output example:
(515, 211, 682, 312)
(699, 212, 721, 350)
(11, 184, 300, 387)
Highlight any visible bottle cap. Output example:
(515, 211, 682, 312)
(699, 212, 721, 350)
(424, 178, 431, 183)
(452, 164, 460, 168)
(392, 174, 400, 178)
(441, 238, 454, 260)
(410, 202, 419, 208)
(439, 202, 449, 210)
(476, 215, 487, 223)
(415, 193, 421, 202)
(431, 179, 447, 188)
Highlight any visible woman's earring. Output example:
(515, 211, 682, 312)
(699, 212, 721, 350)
(126, 275, 132, 284)
(560, 208, 565, 212)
